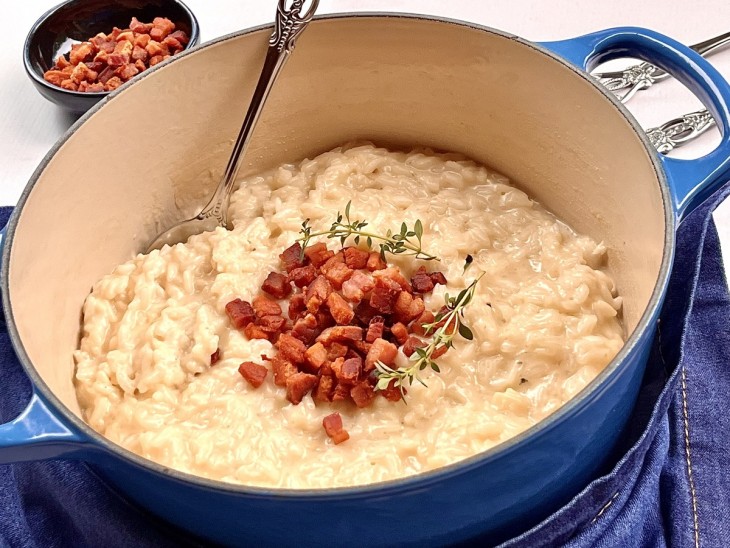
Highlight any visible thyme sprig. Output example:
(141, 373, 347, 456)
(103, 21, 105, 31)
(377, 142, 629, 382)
(374, 272, 484, 400)
(299, 201, 439, 262)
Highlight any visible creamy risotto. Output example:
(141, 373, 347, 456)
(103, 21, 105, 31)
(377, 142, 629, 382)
(74, 144, 624, 488)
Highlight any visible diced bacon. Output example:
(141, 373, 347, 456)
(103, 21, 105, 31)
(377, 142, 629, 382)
(430, 271, 448, 286)
(132, 45, 149, 62)
(329, 356, 345, 377)
(56, 55, 70, 69)
(314, 375, 335, 402)
(323, 262, 354, 290)
(105, 76, 123, 90)
(289, 265, 316, 288)
(327, 342, 348, 360)
(390, 322, 409, 345)
(366, 252, 387, 271)
(316, 310, 336, 329)
(261, 272, 292, 299)
(252, 295, 282, 318)
(365, 316, 385, 343)
(70, 62, 97, 84)
(129, 16, 152, 33)
(411, 310, 435, 337)
(305, 275, 333, 313)
(257, 315, 286, 334)
(87, 82, 105, 92)
(244, 322, 269, 340)
(152, 16, 176, 37)
(305, 342, 328, 370)
(146, 40, 165, 57)
(341, 270, 375, 303)
(60, 79, 78, 91)
(69, 42, 94, 64)
(411, 266, 435, 293)
(271, 355, 298, 387)
(134, 59, 146, 73)
(118, 63, 139, 81)
(323, 412, 350, 444)
(343, 247, 370, 269)
(288, 293, 306, 320)
(380, 380, 405, 402)
(432, 345, 449, 359)
(85, 61, 104, 72)
(332, 382, 351, 402)
(326, 292, 354, 325)
(163, 36, 183, 53)
(169, 30, 190, 46)
(276, 333, 307, 365)
(374, 267, 412, 292)
(279, 242, 305, 272)
(291, 313, 319, 344)
(97, 66, 116, 84)
(107, 53, 128, 67)
(304, 243, 334, 268)
(351, 381, 376, 408)
(320, 251, 344, 271)
(286, 373, 318, 405)
(354, 300, 380, 325)
(225, 299, 255, 328)
(393, 292, 425, 324)
(403, 336, 426, 357)
(316, 326, 364, 345)
(43, 70, 66, 86)
(148, 55, 164, 67)
(365, 338, 398, 370)
(238, 361, 268, 388)
(370, 276, 401, 314)
(339, 356, 362, 384)
(350, 340, 372, 357)
(210, 348, 221, 365)
(134, 33, 151, 48)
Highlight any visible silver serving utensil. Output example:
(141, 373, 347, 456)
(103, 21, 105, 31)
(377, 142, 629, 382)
(593, 31, 730, 102)
(646, 108, 716, 154)
(146, 0, 319, 252)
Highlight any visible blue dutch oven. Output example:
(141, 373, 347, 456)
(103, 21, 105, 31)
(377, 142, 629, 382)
(1, 14, 730, 547)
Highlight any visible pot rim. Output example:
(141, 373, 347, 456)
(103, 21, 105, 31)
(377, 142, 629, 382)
(1, 12, 674, 499)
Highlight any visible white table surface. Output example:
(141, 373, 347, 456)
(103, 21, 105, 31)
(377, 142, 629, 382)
(4, 0, 730, 275)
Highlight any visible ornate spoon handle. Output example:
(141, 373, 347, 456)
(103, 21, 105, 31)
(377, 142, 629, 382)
(593, 31, 730, 103)
(646, 109, 716, 154)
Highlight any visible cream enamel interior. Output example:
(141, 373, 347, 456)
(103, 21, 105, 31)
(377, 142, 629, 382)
(7, 16, 664, 423)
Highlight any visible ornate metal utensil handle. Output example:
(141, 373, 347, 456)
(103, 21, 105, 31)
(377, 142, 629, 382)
(646, 109, 716, 154)
(593, 31, 730, 103)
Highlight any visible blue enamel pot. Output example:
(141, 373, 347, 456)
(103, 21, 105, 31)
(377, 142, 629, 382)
(1, 14, 730, 546)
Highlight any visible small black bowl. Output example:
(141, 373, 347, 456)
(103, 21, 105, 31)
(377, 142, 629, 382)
(23, 0, 200, 114)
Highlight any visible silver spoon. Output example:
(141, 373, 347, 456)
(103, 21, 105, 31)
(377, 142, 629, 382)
(146, 0, 319, 252)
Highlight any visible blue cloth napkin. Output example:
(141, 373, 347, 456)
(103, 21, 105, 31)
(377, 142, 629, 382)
(1, 184, 729, 547)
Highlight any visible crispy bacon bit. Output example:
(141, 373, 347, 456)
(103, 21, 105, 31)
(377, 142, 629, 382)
(288, 293, 306, 320)
(279, 242, 305, 272)
(291, 313, 319, 344)
(261, 272, 292, 299)
(365, 338, 398, 371)
(323, 412, 349, 444)
(366, 252, 387, 271)
(305, 275, 333, 313)
(411, 310, 435, 337)
(393, 292, 426, 324)
(210, 348, 221, 365)
(365, 316, 385, 343)
(354, 300, 380, 325)
(252, 295, 282, 318)
(390, 322, 409, 345)
(411, 266, 435, 293)
(316, 310, 336, 330)
(244, 322, 270, 340)
(326, 292, 355, 325)
(343, 247, 370, 269)
(432, 345, 449, 359)
(225, 299, 255, 328)
(370, 276, 401, 314)
(340, 356, 362, 384)
(305, 342, 328, 371)
(375, 267, 412, 292)
(332, 383, 351, 402)
(238, 361, 268, 388)
(276, 333, 307, 365)
(271, 355, 298, 387)
(314, 375, 335, 402)
(327, 342, 348, 360)
(304, 243, 334, 268)
(286, 373, 319, 404)
(323, 262, 354, 290)
(430, 271, 448, 286)
(351, 340, 372, 357)
(380, 380, 405, 402)
(403, 336, 426, 357)
(257, 315, 286, 334)
(289, 265, 317, 288)
(351, 381, 376, 408)
(341, 270, 375, 303)
(316, 326, 364, 345)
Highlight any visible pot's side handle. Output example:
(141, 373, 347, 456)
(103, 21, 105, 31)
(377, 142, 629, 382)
(0, 391, 89, 464)
(541, 27, 730, 221)
(0, 225, 90, 464)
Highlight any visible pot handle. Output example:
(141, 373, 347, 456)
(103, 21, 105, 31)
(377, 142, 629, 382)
(541, 27, 730, 221)
(0, 224, 89, 464)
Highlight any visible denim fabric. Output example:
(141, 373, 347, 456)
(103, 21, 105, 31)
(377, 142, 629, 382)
(1, 182, 729, 547)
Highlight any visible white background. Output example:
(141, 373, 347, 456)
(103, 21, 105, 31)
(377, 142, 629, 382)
(4, 0, 730, 273)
